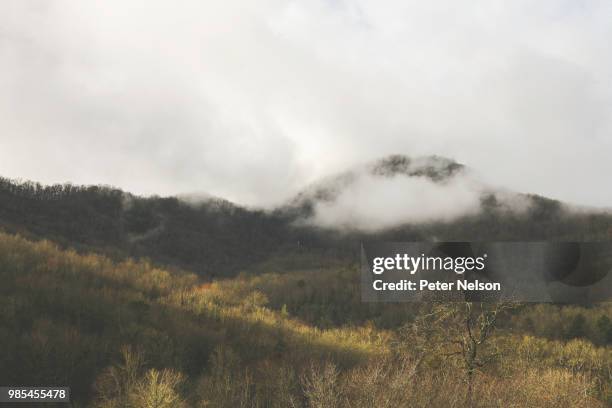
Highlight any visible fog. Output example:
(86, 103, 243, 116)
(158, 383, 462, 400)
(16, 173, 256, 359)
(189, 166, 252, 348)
(300, 156, 537, 231)
(1, 0, 611, 208)
(306, 170, 483, 231)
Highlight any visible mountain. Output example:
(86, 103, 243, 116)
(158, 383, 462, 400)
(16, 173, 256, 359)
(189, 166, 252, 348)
(282, 154, 612, 235)
(1, 156, 611, 407)
(1, 155, 611, 278)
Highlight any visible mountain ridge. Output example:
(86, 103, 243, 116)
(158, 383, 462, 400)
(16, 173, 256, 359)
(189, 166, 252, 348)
(1, 154, 611, 278)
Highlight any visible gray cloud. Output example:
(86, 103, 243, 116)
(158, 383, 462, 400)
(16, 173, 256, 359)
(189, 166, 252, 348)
(1, 0, 611, 207)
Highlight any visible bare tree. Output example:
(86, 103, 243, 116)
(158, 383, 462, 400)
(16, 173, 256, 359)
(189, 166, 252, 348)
(404, 301, 516, 406)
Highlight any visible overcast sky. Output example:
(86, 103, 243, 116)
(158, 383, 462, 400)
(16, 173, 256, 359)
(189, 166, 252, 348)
(1, 0, 611, 207)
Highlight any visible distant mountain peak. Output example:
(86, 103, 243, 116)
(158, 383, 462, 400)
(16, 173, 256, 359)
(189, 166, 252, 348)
(282, 154, 469, 222)
(369, 154, 465, 181)
(289, 154, 465, 206)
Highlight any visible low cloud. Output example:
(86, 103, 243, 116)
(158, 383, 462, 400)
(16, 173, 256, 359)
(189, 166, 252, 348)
(306, 170, 483, 231)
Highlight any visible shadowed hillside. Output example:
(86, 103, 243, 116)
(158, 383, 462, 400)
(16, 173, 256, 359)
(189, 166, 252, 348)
(2, 156, 612, 279)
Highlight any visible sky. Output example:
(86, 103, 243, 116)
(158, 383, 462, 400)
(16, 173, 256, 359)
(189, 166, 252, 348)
(1, 0, 611, 208)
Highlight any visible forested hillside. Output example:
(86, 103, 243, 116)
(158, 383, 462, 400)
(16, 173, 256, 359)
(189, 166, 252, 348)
(1, 167, 612, 406)
(2, 157, 612, 280)
(0, 176, 300, 276)
(0, 232, 610, 407)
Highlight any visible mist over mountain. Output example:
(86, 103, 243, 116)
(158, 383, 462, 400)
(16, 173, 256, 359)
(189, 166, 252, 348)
(290, 155, 465, 205)
(1, 155, 611, 278)
(285, 155, 534, 231)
